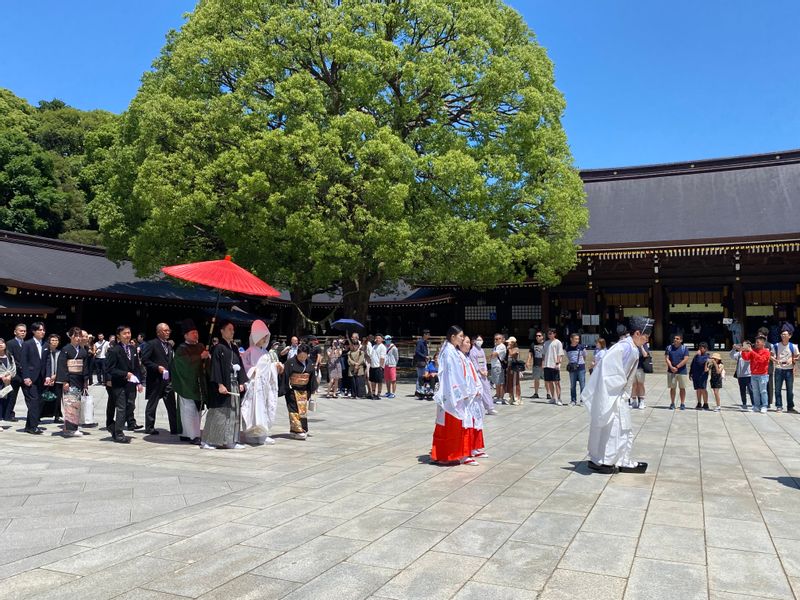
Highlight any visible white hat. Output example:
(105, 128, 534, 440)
(249, 320, 270, 347)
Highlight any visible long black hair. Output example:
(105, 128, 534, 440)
(445, 325, 463, 345)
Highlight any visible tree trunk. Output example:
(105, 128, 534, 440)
(341, 276, 374, 328)
(289, 288, 314, 334)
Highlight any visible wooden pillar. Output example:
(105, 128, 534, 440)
(653, 281, 664, 348)
(734, 280, 746, 341)
(541, 289, 551, 330)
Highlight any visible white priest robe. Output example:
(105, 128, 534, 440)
(582, 335, 640, 467)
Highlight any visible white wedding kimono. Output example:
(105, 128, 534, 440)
(582, 335, 640, 467)
(240, 352, 279, 444)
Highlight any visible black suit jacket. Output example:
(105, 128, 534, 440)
(20, 338, 47, 383)
(106, 343, 141, 388)
(8, 337, 24, 383)
(140, 338, 173, 385)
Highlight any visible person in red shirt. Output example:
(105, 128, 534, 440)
(740, 336, 771, 413)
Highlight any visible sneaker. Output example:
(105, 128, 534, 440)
(548, 398, 556, 404)
(200, 442, 216, 450)
(487, 409, 498, 415)
(760, 407, 768, 414)
(713, 406, 721, 412)
(669, 403, 675, 410)
(546, 394, 552, 400)
(788, 408, 799, 414)
(264, 437, 276, 445)
(290, 432, 307, 440)
(533, 393, 540, 399)
(680, 404, 686, 411)
(555, 400, 564, 406)
(703, 404, 710, 411)
(695, 404, 702, 410)
(740, 405, 749, 411)
(638, 402, 646, 410)
(776, 408, 784, 413)
(570, 401, 577, 406)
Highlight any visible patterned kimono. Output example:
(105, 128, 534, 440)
(283, 356, 318, 434)
(56, 344, 89, 434)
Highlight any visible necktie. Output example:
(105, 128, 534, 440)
(125, 345, 131, 362)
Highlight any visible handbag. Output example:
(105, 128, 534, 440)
(642, 355, 654, 374)
(80, 390, 94, 424)
(566, 362, 579, 372)
(510, 359, 526, 373)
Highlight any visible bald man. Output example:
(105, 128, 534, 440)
(140, 323, 178, 434)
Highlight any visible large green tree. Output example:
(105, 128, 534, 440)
(94, 0, 587, 326)
(0, 89, 117, 240)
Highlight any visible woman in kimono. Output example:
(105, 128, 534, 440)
(430, 325, 481, 466)
(283, 343, 318, 440)
(56, 327, 89, 437)
(202, 320, 248, 450)
(0, 338, 16, 430)
(240, 320, 280, 445)
(463, 335, 489, 458)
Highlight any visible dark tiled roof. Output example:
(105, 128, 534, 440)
(579, 150, 800, 248)
(0, 231, 231, 304)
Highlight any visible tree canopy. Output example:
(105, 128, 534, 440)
(0, 88, 117, 241)
(94, 0, 587, 325)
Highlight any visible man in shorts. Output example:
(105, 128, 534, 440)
(526, 331, 545, 399)
(490, 334, 506, 403)
(543, 329, 564, 405)
(368, 334, 386, 400)
(665, 334, 689, 409)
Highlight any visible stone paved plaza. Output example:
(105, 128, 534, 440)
(2, 375, 800, 599)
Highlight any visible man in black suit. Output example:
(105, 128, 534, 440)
(19, 322, 47, 434)
(105, 325, 144, 443)
(140, 323, 178, 435)
(4, 323, 26, 421)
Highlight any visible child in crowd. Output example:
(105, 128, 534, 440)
(705, 353, 725, 412)
(690, 342, 710, 410)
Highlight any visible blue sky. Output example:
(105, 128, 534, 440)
(2, 0, 798, 168)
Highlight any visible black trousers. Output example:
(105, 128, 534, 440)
(112, 383, 137, 439)
(22, 379, 44, 430)
(0, 380, 21, 420)
(144, 378, 178, 433)
(105, 385, 115, 429)
(94, 358, 106, 384)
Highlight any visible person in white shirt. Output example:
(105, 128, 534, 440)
(93, 333, 110, 385)
(383, 336, 399, 398)
(368, 334, 387, 399)
(490, 334, 507, 403)
(772, 329, 799, 413)
(542, 328, 564, 405)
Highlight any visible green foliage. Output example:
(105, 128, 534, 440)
(94, 0, 587, 318)
(0, 88, 117, 237)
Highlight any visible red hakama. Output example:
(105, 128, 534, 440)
(430, 411, 472, 463)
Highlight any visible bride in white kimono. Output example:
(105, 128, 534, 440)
(241, 320, 280, 445)
(582, 316, 653, 474)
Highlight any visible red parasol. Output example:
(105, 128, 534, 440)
(161, 255, 280, 339)
(161, 255, 280, 297)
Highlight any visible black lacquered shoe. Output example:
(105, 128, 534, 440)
(587, 461, 617, 474)
(618, 462, 648, 473)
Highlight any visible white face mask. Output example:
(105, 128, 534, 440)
(474, 339, 483, 348)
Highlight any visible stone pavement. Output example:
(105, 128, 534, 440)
(1, 375, 800, 599)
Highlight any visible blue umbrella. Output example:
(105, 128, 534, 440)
(331, 318, 365, 333)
